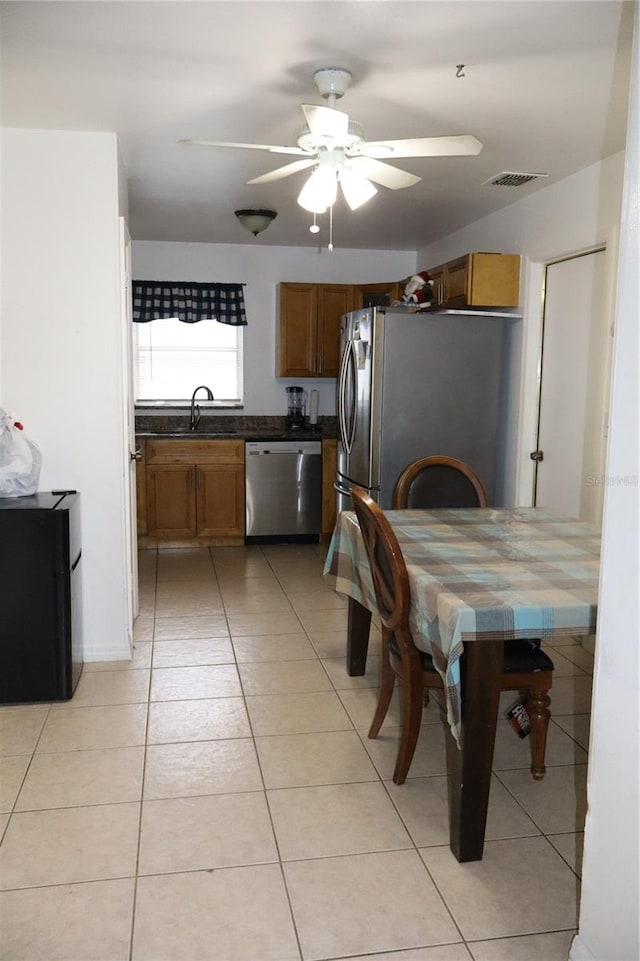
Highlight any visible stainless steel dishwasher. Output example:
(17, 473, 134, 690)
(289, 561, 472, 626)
(245, 440, 322, 539)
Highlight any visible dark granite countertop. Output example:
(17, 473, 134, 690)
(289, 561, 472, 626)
(135, 414, 337, 443)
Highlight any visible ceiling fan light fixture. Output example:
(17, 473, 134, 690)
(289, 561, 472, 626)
(234, 208, 278, 236)
(339, 168, 377, 210)
(297, 165, 337, 213)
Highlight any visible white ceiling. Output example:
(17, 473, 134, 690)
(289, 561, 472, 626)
(1, 1, 633, 251)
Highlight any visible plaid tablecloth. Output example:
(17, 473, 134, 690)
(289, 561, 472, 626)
(324, 507, 600, 745)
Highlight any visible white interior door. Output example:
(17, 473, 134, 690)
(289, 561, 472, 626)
(119, 218, 139, 630)
(533, 248, 612, 525)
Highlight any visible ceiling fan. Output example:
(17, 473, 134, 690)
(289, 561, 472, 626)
(181, 68, 483, 215)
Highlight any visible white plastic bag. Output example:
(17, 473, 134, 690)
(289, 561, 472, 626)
(0, 409, 42, 497)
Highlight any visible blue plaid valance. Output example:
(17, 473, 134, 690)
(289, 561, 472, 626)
(132, 281, 247, 326)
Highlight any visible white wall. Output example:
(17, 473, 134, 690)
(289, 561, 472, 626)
(132, 240, 417, 418)
(416, 152, 625, 507)
(1, 128, 131, 661)
(571, 9, 639, 959)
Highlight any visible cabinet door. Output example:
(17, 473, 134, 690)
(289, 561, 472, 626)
(355, 282, 402, 308)
(146, 465, 196, 537)
(316, 285, 357, 376)
(444, 256, 470, 306)
(428, 265, 447, 307)
(135, 441, 147, 536)
(277, 283, 318, 376)
(467, 253, 520, 307)
(197, 465, 245, 537)
(428, 253, 521, 307)
(321, 438, 338, 539)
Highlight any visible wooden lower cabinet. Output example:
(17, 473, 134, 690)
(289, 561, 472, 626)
(321, 438, 338, 542)
(140, 439, 245, 546)
(135, 442, 148, 537)
(196, 464, 245, 538)
(146, 464, 196, 538)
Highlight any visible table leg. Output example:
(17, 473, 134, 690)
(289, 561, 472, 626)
(346, 597, 371, 676)
(446, 639, 503, 862)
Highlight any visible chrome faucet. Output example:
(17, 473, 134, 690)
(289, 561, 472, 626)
(189, 385, 214, 431)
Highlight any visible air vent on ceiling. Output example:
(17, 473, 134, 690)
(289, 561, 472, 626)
(484, 171, 549, 187)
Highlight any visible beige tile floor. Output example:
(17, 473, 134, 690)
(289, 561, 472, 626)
(0, 543, 593, 961)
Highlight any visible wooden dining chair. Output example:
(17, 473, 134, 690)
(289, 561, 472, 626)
(392, 455, 488, 509)
(350, 485, 554, 785)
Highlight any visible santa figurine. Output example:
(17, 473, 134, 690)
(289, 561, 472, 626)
(402, 270, 434, 308)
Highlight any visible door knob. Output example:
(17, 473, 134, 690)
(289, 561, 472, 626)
(529, 450, 544, 462)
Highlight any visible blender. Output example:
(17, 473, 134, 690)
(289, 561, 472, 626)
(285, 386, 307, 430)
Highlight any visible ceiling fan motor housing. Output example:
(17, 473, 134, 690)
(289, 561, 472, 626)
(296, 120, 365, 153)
(313, 68, 352, 101)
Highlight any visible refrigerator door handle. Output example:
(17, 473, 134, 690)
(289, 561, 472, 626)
(337, 337, 350, 451)
(334, 478, 353, 496)
(339, 340, 359, 455)
(347, 341, 358, 453)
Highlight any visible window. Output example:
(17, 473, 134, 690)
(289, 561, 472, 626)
(133, 317, 243, 405)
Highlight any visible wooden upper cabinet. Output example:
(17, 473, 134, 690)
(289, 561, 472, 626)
(427, 253, 520, 309)
(427, 265, 447, 307)
(278, 283, 357, 377)
(316, 285, 357, 375)
(355, 282, 402, 308)
(277, 283, 318, 377)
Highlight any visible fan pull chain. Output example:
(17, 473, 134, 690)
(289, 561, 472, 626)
(328, 204, 334, 252)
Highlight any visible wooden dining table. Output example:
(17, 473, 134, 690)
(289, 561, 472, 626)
(324, 506, 600, 862)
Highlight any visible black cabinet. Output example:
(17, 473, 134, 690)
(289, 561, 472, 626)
(0, 491, 83, 703)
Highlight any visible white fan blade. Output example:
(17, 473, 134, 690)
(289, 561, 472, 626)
(349, 157, 421, 190)
(180, 139, 309, 157)
(354, 135, 483, 159)
(301, 104, 349, 141)
(247, 158, 317, 185)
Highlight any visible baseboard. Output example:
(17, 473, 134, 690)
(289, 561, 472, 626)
(82, 644, 132, 663)
(569, 934, 598, 961)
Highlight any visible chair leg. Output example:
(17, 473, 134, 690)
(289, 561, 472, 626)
(368, 632, 395, 739)
(527, 680, 552, 780)
(393, 659, 424, 785)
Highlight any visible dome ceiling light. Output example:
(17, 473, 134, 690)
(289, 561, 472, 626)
(234, 209, 278, 236)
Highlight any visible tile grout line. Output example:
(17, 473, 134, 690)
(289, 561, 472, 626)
(128, 545, 158, 961)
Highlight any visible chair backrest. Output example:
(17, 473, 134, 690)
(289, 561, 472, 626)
(350, 486, 411, 637)
(392, 455, 488, 509)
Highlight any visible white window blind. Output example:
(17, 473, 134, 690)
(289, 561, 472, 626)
(133, 317, 243, 403)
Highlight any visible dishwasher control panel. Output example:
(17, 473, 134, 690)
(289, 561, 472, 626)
(246, 441, 322, 456)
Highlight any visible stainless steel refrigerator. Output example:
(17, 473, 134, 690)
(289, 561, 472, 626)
(335, 307, 506, 511)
